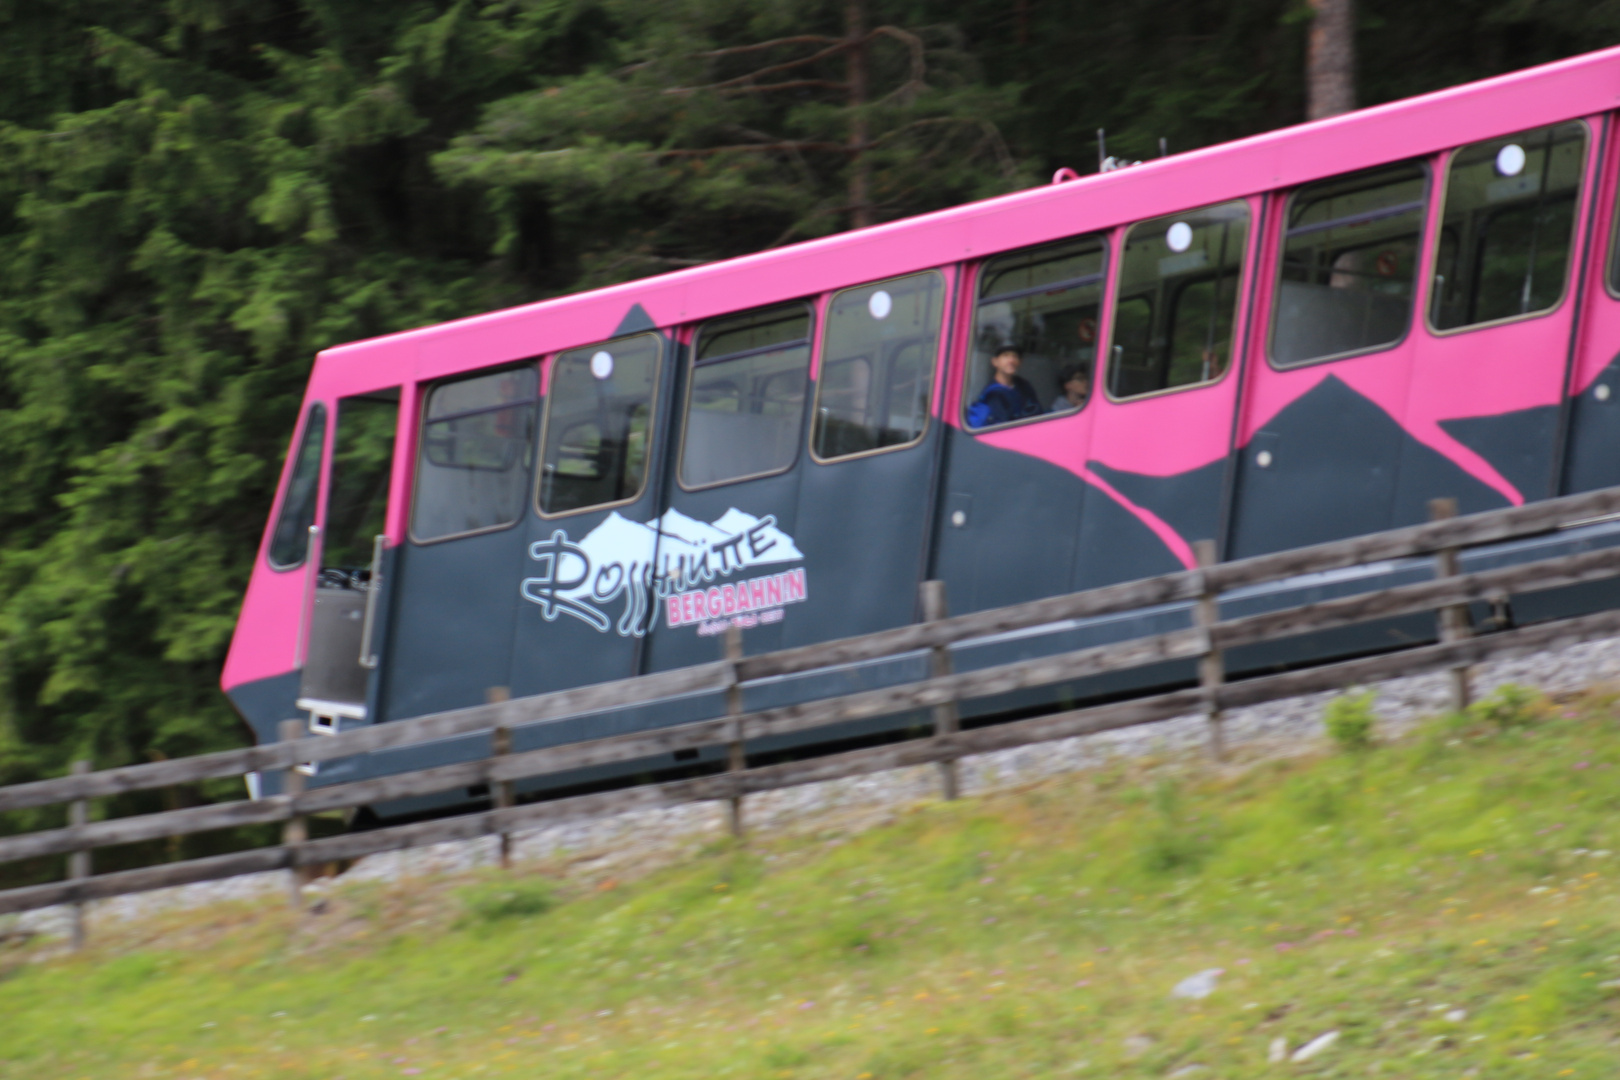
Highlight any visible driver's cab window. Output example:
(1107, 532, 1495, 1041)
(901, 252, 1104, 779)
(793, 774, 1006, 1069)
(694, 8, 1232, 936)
(324, 390, 400, 581)
(966, 236, 1105, 429)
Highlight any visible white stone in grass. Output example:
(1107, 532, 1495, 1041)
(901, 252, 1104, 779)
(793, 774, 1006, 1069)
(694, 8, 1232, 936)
(1444, 1008, 1467, 1022)
(1169, 1066, 1208, 1078)
(1123, 1034, 1155, 1059)
(1171, 968, 1224, 1000)
(1268, 1037, 1288, 1063)
(1291, 1031, 1339, 1062)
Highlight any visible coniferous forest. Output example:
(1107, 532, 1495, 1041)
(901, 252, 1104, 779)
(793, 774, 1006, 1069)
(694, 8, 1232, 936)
(0, 1, 1616, 814)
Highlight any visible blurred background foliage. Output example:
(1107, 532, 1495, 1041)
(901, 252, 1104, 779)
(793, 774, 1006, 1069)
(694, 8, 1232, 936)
(0, 0, 1616, 848)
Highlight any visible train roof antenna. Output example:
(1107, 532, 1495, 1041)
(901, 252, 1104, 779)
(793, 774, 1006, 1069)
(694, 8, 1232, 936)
(1160, 137, 1168, 158)
(1097, 129, 1107, 172)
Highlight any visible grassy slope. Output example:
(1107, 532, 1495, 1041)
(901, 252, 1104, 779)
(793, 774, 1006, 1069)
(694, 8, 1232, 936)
(2, 688, 1619, 1079)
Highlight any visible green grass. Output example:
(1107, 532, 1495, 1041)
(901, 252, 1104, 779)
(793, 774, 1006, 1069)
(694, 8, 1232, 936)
(4, 685, 1620, 1078)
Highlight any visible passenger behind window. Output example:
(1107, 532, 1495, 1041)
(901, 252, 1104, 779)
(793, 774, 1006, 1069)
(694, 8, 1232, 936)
(967, 234, 1106, 429)
(1109, 201, 1249, 399)
(1051, 364, 1091, 412)
(966, 347, 1042, 428)
(1272, 161, 1426, 366)
(1430, 121, 1586, 331)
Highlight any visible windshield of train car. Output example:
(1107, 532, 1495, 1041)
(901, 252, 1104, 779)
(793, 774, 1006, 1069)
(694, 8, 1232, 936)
(813, 272, 943, 457)
(966, 235, 1105, 429)
(267, 403, 327, 569)
(1273, 161, 1427, 366)
(412, 366, 538, 541)
(1109, 200, 1249, 399)
(538, 334, 660, 515)
(1430, 121, 1587, 331)
(681, 304, 811, 487)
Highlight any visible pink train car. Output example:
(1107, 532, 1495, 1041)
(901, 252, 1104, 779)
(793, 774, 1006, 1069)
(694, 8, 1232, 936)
(224, 47, 1620, 812)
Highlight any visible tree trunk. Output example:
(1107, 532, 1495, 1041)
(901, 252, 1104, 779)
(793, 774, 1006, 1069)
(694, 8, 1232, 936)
(846, 0, 871, 228)
(1306, 0, 1356, 120)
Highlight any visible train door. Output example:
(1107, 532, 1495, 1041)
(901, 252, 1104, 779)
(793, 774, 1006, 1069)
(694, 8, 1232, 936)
(1081, 199, 1254, 581)
(507, 334, 669, 697)
(790, 272, 951, 642)
(1414, 120, 1595, 507)
(640, 303, 815, 671)
(384, 366, 537, 720)
(1226, 159, 1436, 556)
(299, 389, 401, 729)
(931, 234, 1107, 613)
(1560, 115, 1620, 494)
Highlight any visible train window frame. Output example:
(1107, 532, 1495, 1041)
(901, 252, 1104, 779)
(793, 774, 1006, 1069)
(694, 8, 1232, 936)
(962, 235, 1109, 434)
(809, 270, 946, 464)
(267, 401, 329, 571)
(408, 362, 541, 545)
(1423, 118, 1591, 338)
(1103, 198, 1252, 405)
(1602, 118, 1620, 301)
(677, 301, 814, 492)
(534, 332, 664, 519)
(1266, 158, 1432, 371)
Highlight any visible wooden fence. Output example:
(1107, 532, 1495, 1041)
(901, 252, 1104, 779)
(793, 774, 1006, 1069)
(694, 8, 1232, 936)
(8, 488, 1620, 940)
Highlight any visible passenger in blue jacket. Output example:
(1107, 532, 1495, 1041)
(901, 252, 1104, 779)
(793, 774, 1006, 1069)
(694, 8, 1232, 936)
(966, 348, 1042, 428)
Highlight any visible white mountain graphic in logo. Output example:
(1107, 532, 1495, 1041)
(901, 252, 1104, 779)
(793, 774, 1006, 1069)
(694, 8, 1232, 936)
(520, 508, 804, 636)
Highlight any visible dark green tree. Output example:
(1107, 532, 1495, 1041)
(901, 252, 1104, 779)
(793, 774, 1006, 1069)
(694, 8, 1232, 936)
(434, 0, 1035, 288)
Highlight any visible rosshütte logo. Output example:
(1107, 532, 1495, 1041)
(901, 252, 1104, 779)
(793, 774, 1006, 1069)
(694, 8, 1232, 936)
(519, 508, 807, 637)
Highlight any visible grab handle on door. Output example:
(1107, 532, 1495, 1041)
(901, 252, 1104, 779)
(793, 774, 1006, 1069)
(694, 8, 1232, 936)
(358, 534, 386, 670)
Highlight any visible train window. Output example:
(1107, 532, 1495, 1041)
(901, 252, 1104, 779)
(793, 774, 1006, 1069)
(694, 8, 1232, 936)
(411, 366, 538, 541)
(538, 333, 660, 515)
(1109, 200, 1249, 399)
(680, 304, 811, 487)
(323, 392, 400, 570)
(812, 272, 944, 459)
(1271, 162, 1427, 366)
(267, 403, 327, 569)
(1430, 121, 1587, 331)
(966, 235, 1106, 429)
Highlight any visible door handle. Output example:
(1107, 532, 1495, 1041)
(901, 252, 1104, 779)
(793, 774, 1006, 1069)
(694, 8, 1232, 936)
(359, 533, 386, 669)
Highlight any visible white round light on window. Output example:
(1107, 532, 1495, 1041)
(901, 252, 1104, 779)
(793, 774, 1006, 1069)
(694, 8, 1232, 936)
(1496, 143, 1526, 177)
(1166, 221, 1194, 253)
(590, 350, 614, 380)
(868, 289, 893, 320)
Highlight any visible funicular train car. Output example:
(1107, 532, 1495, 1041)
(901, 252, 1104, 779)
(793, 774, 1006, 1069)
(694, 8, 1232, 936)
(224, 47, 1620, 816)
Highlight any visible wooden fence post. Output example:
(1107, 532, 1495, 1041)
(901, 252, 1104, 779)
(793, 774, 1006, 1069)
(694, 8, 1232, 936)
(68, 759, 90, 951)
(723, 625, 746, 839)
(920, 580, 961, 800)
(278, 719, 307, 908)
(1193, 540, 1226, 762)
(1429, 497, 1473, 712)
(487, 686, 514, 868)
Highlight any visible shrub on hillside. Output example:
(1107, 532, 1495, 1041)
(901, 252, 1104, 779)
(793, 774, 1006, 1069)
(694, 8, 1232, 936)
(1324, 690, 1378, 752)
(1467, 683, 1549, 731)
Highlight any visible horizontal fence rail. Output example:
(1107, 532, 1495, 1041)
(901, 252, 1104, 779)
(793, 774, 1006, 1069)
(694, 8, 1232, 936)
(6, 487, 1620, 929)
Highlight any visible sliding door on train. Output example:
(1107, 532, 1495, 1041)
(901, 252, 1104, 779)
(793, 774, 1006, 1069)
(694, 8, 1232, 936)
(788, 272, 949, 643)
(1561, 115, 1620, 495)
(1228, 159, 1439, 555)
(637, 304, 815, 672)
(299, 388, 401, 729)
(507, 334, 669, 698)
(385, 366, 538, 720)
(1082, 200, 1253, 582)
